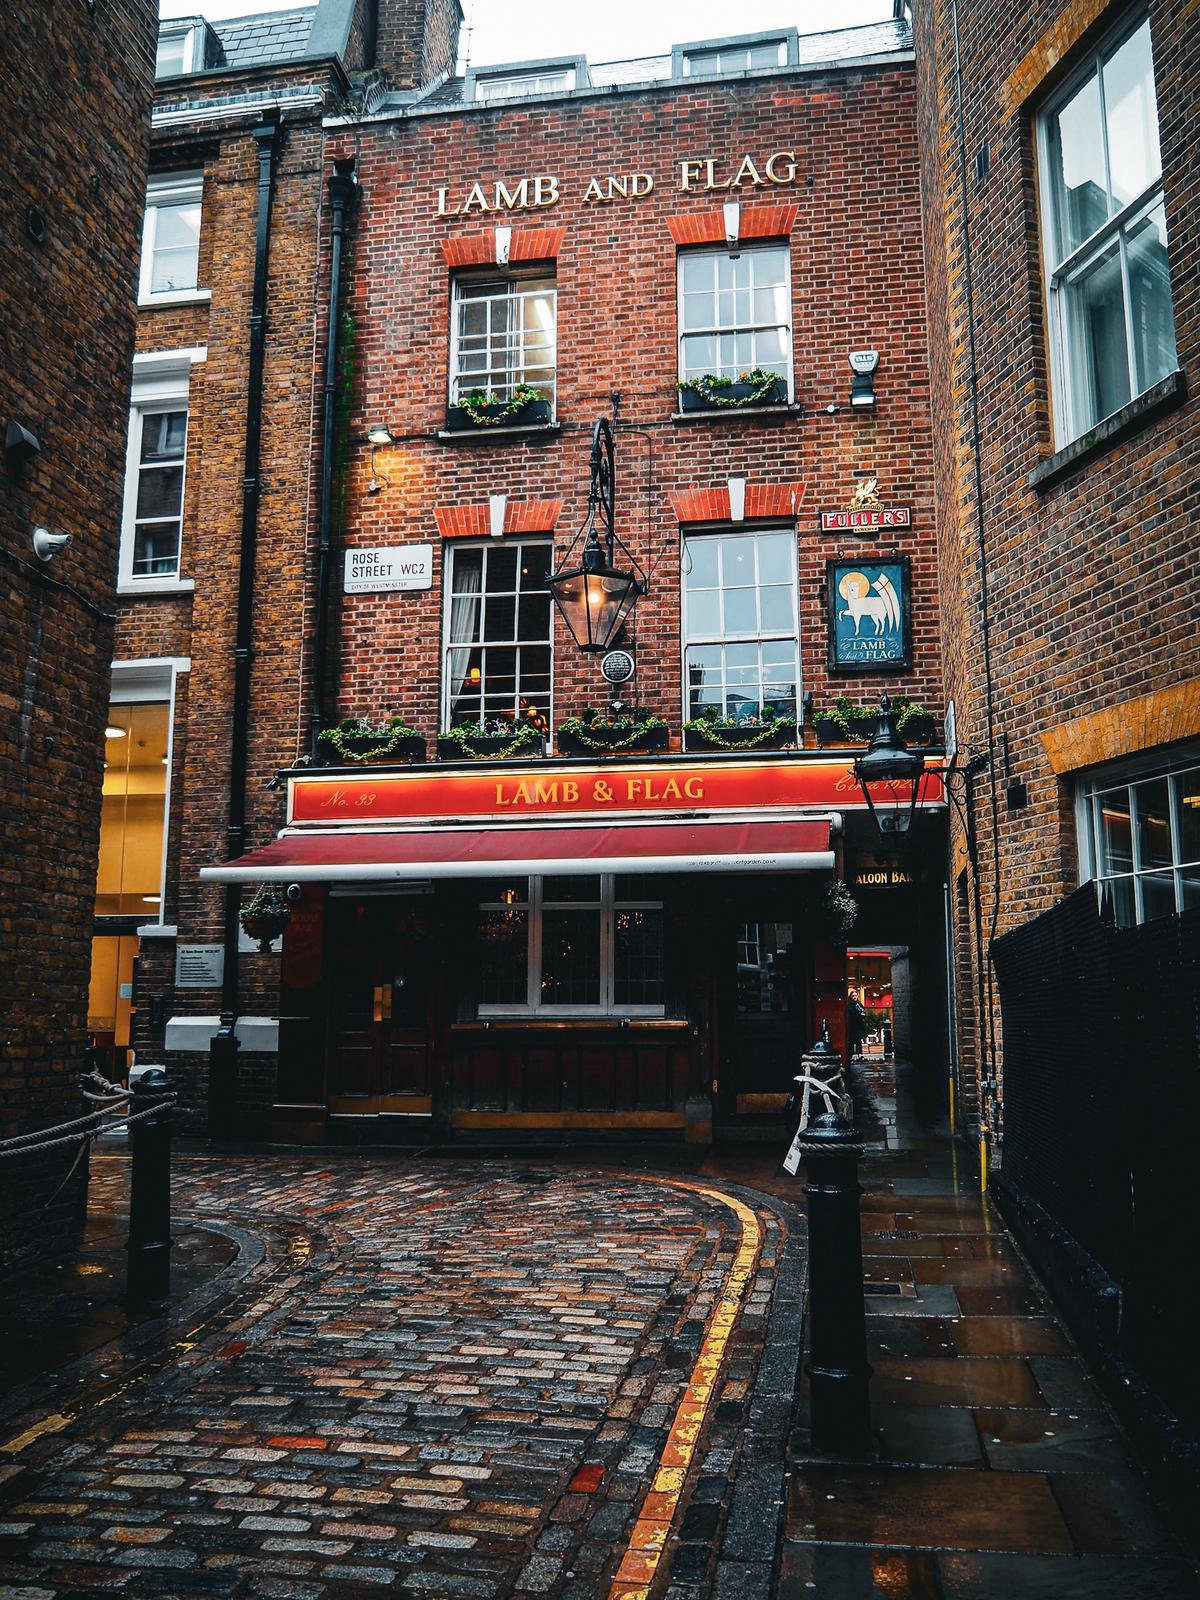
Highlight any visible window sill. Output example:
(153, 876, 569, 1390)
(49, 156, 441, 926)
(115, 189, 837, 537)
(136, 923, 178, 939)
(139, 288, 212, 309)
(1030, 370, 1188, 492)
(671, 402, 802, 424)
(437, 421, 562, 443)
(456, 1017, 686, 1032)
(118, 578, 195, 597)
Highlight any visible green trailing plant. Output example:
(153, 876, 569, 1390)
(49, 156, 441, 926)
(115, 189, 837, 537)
(683, 702, 797, 750)
(558, 705, 667, 751)
(455, 382, 547, 427)
(317, 714, 422, 763)
(439, 718, 543, 759)
(890, 694, 934, 733)
(239, 885, 290, 951)
(675, 367, 784, 408)
(821, 880, 860, 945)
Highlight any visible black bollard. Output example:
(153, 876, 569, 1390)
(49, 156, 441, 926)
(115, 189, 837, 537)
(208, 1024, 239, 1141)
(127, 1068, 176, 1303)
(797, 1110, 872, 1455)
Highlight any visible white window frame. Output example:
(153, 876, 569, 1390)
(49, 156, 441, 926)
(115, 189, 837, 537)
(449, 269, 558, 410)
(682, 39, 788, 77)
(440, 539, 554, 733)
(140, 172, 209, 307)
(676, 243, 793, 396)
(476, 69, 575, 102)
(478, 875, 666, 1018)
(1075, 743, 1200, 925)
(1036, 10, 1175, 446)
(108, 657, 189, 933)
(119, 351, 204, 595)
(680, 526, 802, 723)
(156, 23, 198, 79)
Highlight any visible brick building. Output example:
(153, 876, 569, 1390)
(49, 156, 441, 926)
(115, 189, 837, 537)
(912, 0, 1198, 1485)
(0, 0, 157, 1269)
(200, 14, 953, 1145)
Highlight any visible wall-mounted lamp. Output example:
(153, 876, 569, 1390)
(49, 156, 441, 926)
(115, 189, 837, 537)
(32, 524, 71, 562)
(5, 420, 41, 474)
(547, 419, 646, 654)
(364, 423, 396, 496)
(848, 349, 879, 410)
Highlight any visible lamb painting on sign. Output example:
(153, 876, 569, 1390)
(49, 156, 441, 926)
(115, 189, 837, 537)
(826, 556, 911, 671)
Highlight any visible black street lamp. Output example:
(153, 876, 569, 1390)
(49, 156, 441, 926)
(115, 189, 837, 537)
(852, 693, 927, 838)
(547, 418, 646, 653)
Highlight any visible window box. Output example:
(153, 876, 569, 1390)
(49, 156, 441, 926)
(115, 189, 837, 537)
(317, 718, 427, 765)
(813, 714, 874, 747)
(682, 721, 796, 753)
(437, 731, 547, 762)
(557, 720, 670, 756)
(328, 735, 426, 765)
(445, 395, 553, 433)
(898, 712, 936, 746)
(677, 376, 788, 413)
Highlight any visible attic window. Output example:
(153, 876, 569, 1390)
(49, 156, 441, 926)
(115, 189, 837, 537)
(476, 68, 575, 102)
(156, 24, 198, 78)
(682, 39, 788, 77)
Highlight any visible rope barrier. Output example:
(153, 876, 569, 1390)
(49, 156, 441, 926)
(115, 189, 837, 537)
(0, 1097, 177, 1160)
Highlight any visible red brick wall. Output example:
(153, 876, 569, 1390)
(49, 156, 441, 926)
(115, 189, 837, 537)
(911, 0, 1200, 1139)
(0, 0, 156, 1263)
(325, 64, 941, 745)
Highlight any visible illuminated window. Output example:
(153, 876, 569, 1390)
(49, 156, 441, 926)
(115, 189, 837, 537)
(478, 876, 665, 1016)
(1037, 13, 1176, 444)
(683, 529, 800, 722)
(95, 701, 171, 919)
(443, 541, 552, 731)
(1078, 749, 1200, 925)
(450, 270, 557, 408)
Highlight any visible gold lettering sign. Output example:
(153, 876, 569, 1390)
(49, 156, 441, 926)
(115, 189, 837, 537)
(434, 154, 798, 215)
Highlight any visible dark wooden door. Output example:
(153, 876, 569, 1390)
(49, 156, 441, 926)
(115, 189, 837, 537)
(326, 899, 434, 1116)
(718, 917, 808, 1119)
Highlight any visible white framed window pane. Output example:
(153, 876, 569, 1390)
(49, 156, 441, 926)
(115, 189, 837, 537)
(1176, 770, 1200, 862)
(1046, 74, 1107, 260)
(757, 532, 793, 582)
(479, 908, 528, 1005)
(683, 531, 799, 719)
(452, 275, 556, 404)
(149, 203, 200, 292)
(1134, 778, 1172, 870)
(684, 538, 719, 589)
(1140, 870, 1176, 922)
(723, 588, 757, 634)
(1126, 203, 1177, 391)
(1180, 870, 1200, 912)
(614, 909, 665, 1008)
(1063, 237, 1130, 432)
(686, 588, 720, 636)
(1102, 20, 1160, 206)
(540, 909, 601, 1006)
(156, 34, 188, 76)
(1098, 789, 1133, 874)
(130, 407, 187, 578)
(444, 542, 551, 727)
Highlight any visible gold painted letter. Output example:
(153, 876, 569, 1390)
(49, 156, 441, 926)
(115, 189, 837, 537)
(532, 174, 560, 208)
(765, 150, 797, 184)
(680, 159, 704, 191)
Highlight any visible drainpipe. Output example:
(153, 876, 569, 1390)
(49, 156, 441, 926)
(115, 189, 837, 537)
(308, 157, 358, 759)
(211, 108, 282, 1138)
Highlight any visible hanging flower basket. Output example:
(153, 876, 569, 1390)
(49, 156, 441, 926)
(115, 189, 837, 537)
(317, 716, 426, 765)
(240, 886, 289, 952)
(820, 881, 859, 947)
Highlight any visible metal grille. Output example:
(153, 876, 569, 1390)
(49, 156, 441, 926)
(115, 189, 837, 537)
(993, 887, 1200, 1429)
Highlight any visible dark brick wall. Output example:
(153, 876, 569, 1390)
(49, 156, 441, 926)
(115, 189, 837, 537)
(376, 0, 461, 88)
(912, 0, 1200, 1140)
(0, 0, 156, 1266)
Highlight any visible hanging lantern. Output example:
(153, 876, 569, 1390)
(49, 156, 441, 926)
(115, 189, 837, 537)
(853, 693, 927, 837)
(547, 418, 646, 653)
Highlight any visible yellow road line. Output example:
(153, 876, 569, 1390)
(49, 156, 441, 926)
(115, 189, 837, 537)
(607, 1179, 763, 1600)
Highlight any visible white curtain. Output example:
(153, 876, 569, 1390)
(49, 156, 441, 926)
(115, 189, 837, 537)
(447, 558, 482, 710)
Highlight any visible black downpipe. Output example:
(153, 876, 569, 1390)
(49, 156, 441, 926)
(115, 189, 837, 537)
(216, 109, 282, 1054)
(308, 158, 358, 760)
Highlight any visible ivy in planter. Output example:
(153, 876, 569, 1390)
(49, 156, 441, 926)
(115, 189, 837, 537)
(437, 718, 546, 762)
(676, 367, 787, 412)
(240, 885, 290, 953)
(446, 383, 551, 430)
(557, 706, 669, 754)
(891, 695, 937, 744)
(812, 695, 879, 745)
(683, 703, 797, 752)
(317, 715, 425, 764)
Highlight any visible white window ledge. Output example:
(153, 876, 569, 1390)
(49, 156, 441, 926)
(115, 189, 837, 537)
(139, 288, 212, 309)
(118, 577, 195, 597)
(137, 923, 178, 939)
(165, 1015, 279, 1053)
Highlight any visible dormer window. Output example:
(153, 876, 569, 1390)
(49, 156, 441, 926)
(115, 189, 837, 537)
(673, 31, 797, 81)
(156, 24, 198, 78)
(466, 57, 589, 104)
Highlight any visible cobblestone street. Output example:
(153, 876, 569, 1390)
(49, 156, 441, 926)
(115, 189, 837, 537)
(0, 1155, 801, 1600)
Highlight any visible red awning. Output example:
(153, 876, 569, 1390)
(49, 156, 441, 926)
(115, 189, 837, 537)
(200, 817, 834, 883)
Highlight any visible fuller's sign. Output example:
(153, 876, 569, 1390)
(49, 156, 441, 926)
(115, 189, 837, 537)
(289, 758, 944, 826)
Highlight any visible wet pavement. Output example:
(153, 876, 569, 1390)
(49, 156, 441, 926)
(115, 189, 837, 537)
(0, 1074, 1197, 1598)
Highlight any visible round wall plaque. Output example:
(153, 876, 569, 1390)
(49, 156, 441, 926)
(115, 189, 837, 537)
(600, 649, 635, 685)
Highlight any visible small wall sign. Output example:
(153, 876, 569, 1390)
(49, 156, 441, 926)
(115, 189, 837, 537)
(819, 475, 910, 533)
(344, 544, 433, 594)
(827, 556, 911, 672)
(175, 944, 224, 989)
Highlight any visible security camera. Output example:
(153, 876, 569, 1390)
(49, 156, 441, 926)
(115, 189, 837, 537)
(32, 525, 71, 562)
(285, 883, 303, 904)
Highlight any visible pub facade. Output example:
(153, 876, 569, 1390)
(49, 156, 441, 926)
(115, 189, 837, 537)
(193, 11, 951, 1144)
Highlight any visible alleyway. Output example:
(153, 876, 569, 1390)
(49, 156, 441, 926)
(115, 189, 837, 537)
(1, 1070, 1198, 1598)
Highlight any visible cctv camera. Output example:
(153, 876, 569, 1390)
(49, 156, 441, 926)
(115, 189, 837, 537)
(285, 883, 303, 904)
(32, 525, 71, 562)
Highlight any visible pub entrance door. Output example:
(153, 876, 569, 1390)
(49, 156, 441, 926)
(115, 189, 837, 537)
(717, 911, 809, 1122)
(326, 897, 434, 1121)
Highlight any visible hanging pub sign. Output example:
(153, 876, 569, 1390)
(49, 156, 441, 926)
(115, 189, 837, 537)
(826, 555, 911, 672)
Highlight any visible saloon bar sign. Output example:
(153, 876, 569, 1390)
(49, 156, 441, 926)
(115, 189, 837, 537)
(289, 758, 945, 825)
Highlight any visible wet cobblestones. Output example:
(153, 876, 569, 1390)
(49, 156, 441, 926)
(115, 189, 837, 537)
(0, 1157, 794, 1599)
